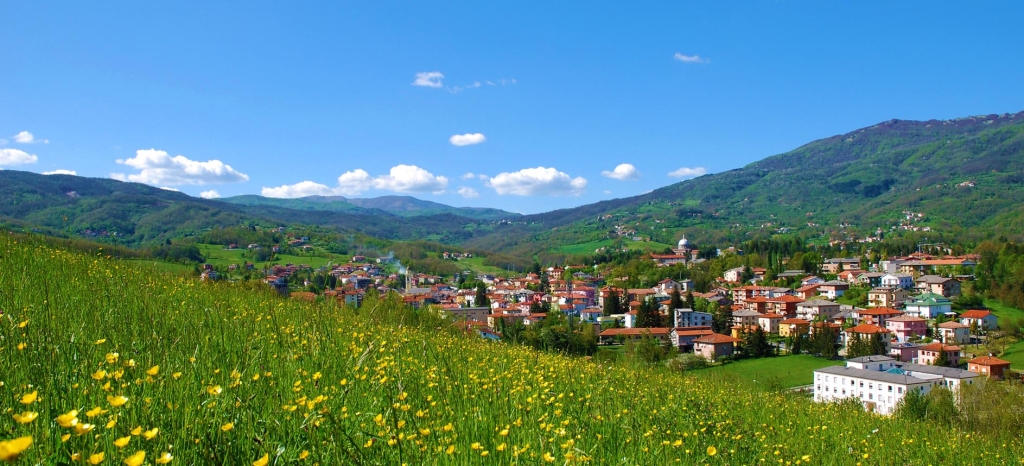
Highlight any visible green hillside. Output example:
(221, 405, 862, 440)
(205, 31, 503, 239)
(466, 111, 1024, 255)
(223, 194, 517, 221)
(1, 232, 1022, 464)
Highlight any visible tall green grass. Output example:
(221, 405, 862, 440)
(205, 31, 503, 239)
(0, 232, 1020, 464)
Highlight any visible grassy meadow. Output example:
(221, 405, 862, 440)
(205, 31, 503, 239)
(0, 233, 1023, 464)
(696, 355, 839, 389)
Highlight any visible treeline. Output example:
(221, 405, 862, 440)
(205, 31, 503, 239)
(974, 238, 1024, 308)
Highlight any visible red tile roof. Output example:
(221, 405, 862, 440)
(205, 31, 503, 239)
(694, 333, 743, 344)
(845, 324, 890, 334)
(960, 310, 993, 319)
(967, 356, 1011, 367)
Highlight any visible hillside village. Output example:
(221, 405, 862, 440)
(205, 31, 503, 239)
(227, 233, 1020, 416)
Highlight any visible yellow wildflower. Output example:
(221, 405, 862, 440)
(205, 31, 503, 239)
(19, 391, 38, 405)
(74, 423, 95, 435)
(253, 454, 269, 466)
(114, 436, 131, 448)
(92, 370, 107, 380)
(207, 385, 223, 396)
(56, 410, 79, 428)
(17, 320, 28, 328)
(89, 452, 105, 464)
(155, 452, 173, 464)
(105, 352, 119, 364)
(707, 446, 718, 456)
(12, 411, 37, 424)
(298, 450, 309, 460)
(123, 450, 145, 466)
(107, 395, 129, 407)
(146, 365, 159, 376)
(130, 426, 142, 436)
(95, 339, 106, 345)
(86, 407, 108, 418)
(221, 422, 234, 432)
(143, 428, 159, 440)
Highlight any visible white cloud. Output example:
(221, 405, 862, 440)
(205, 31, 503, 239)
(0, 148, 38, 166)
(114, 149, 249, 186)
(159, 187, 180, 192)
(261, 180, 336, 198)
(461, 172, 477, 179)
(673, 53, 709, 64)
(668, 166, 707, 179)
(449, 133, 487, 146)
(43, 169, 76, 175)
(604, 190, 612, 194)
(372, 164, 448, 194)
(12, 131, 48, 144)
(0, 138, 7, 146)
(336, 169, 373, 195)
(457, 186, 480, 198)
(199, 190, 221, 199)
(601, 163, 641, 181)
(412, 71, 444, 88)
(487, 166, 587, 196)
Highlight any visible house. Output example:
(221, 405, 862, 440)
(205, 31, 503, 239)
(796, 299, 842, 321)
(813, 356, 979, 415)
(650, 254, 688, 267)
(868, 287, 912, 309)
(856, 272, 886, 288)
(823, 258, 861, 274)
(817, 281, 850, 299)
(723, 267, 746, 283)
(670, 327, 714, 350)
(852, 307, 904, 326)
(801, 276, 825, 287)
(599, 327, 672, 345)
(880, 273, 914, 290)
(758, 314, 786, 334)
(903, 293, 952, 319)
(937, 321, 970, 345)
(916, 342, 961, 366)
(885, 315, 927, 343)
(795, 284, 821, 299)
(580, 308, 604, 323)
(889, 342, 920, 362)
(442, 307, 491, 322)
(967, 356, 1012, 379)
(765, 295, 804, 317)
(959, 309, 998, 331)
(731, 309, 764, 328)
(837, 270, 860, 283)
(779, 318, 810, 338)
(777, 270, 806, 280)
(844, 324, 891, 353)
(693, 333, 743, 361)
(915, 275, 962, 298)
(674, 308, 713, 328)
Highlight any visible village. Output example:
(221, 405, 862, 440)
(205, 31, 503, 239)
(210, 232, 1018, 416)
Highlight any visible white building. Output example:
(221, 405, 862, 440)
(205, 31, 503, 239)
(674, 308, 713, 328)
(880, 273, 915, 290)
(813, 356, 979, 415)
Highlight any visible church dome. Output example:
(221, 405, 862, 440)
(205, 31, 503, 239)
(677, 236, 689, 249)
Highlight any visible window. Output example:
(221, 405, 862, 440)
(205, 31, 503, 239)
(888, 385, 893, 392)
(897, 387, 903, 394)
(859, 381, 864, 388)
(869, 394, 873, 400)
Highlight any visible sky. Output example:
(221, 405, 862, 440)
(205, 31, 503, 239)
(2, 2, 1023, 214)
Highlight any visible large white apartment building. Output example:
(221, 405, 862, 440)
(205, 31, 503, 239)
(813, 356, 979, 415)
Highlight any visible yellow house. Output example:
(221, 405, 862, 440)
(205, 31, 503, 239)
(779, 318, 810, 338)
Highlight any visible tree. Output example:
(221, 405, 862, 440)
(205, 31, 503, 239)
(790, 334, 805, 355)
(475, 282, 490, 309)
(711, 302, 732, 334)
(636, 296, 658, 328)
(933, 346, 951, 367)
(742, 327, 772, 359)
(604, 290, 621, 317)
(808, 325, 838, 359)
(869, 333, 887, 357)
(686, 291, 696, 310)
(670, 288, 685, 311)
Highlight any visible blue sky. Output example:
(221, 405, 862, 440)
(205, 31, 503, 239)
(2, 2, 1023, 214)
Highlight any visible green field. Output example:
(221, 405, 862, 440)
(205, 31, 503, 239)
(696, 354, 840, 388)
(984, 298, 1024, 321)
(557, 239, 675, 256)
(1000, 339, 1024, 367)
(196, 243, 336, 269)
(454, 256, 511, 276)
(124, 259, 194, 274)
(2, 233, 1023, 464)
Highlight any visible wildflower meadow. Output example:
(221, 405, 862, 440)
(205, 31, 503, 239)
(0, 233, 1021, 464)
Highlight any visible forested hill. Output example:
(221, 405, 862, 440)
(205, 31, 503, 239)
(222, 194, 517, 221)
(0, 171, 492, 245)
(465, 111, 1024, 254)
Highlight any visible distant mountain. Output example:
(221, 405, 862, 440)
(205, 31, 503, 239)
(222, 194, 517, 221)
(465, 111, 1024, 255)
(0, 171, 493, 245)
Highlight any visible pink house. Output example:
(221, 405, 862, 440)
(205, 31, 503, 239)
(693, 333, 743, 361)
(885, 315, 927, 343)
(917, 342, 961, 366)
